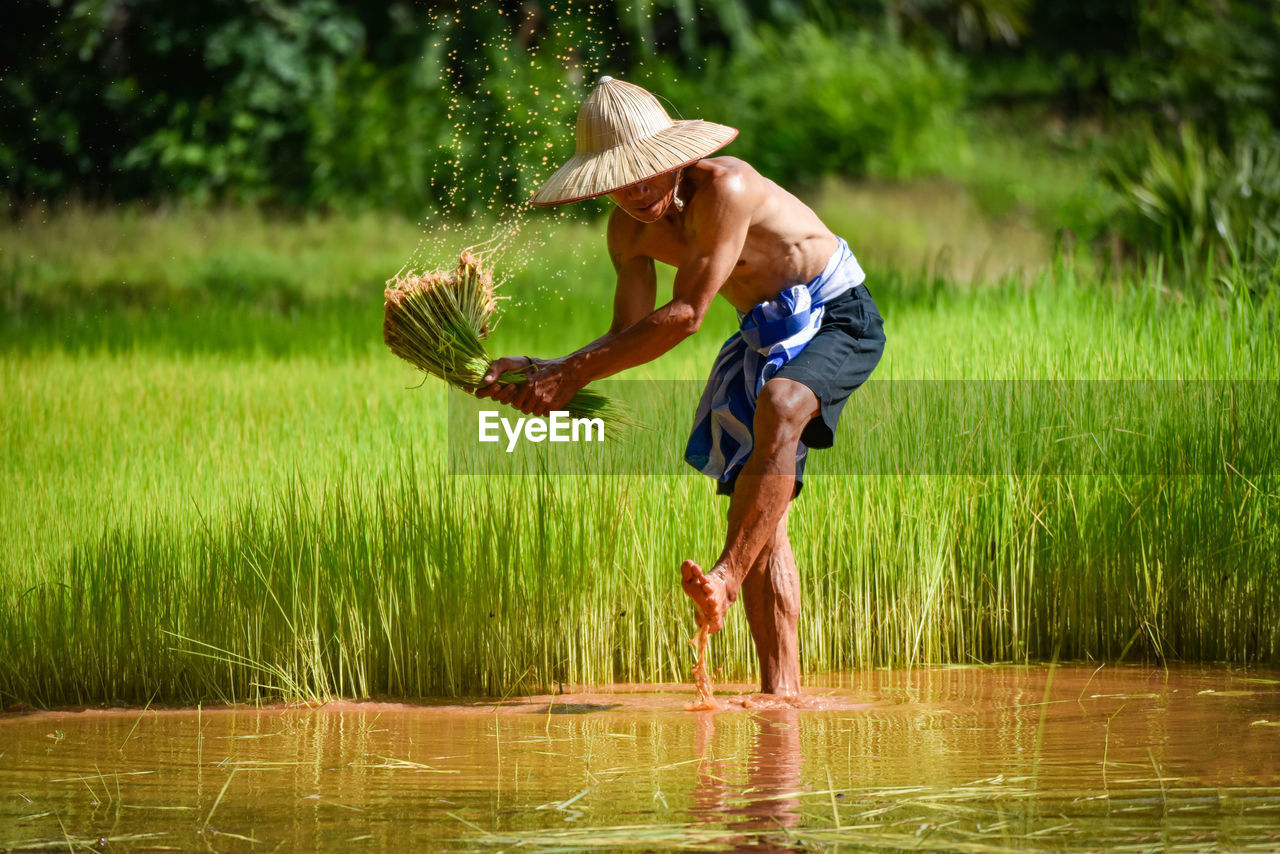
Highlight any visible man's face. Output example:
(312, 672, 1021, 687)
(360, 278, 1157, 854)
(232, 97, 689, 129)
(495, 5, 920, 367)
(610, 170, 680, 222)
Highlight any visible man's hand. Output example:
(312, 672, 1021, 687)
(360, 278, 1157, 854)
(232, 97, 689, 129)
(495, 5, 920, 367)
(475, 355, 584, 417)
(474, 356, 533, 406)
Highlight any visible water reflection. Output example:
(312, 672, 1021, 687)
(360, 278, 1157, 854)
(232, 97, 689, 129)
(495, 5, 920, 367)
(692, 708, 804, 851)
(1, 667, 1278, 851)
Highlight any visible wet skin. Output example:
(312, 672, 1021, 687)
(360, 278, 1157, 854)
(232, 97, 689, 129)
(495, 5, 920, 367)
(478, 157, 838, 695)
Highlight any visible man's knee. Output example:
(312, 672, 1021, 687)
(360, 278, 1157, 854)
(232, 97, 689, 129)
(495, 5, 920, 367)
(754, 379, 818, 450)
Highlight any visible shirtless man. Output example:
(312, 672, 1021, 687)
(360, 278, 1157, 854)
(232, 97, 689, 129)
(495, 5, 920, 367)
(478, 77, 885, 695)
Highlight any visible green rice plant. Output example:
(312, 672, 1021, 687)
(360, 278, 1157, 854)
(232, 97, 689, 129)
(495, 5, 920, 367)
(383, 253, 505, 387)
(383, 252, 632, 427)
(2, 206, 1279, 708)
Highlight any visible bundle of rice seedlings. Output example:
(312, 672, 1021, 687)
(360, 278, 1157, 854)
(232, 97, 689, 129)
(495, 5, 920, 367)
(384, 252, 632, 427)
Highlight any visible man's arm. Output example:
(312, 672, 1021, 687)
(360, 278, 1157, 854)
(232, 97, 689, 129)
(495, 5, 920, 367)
(608, 224, 658, 335)
(569, 199, 744, 380)
(481, 175, 753, 415)
(473, 213, 655, 394)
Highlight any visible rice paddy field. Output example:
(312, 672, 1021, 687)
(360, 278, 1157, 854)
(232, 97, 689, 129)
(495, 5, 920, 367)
(2, 184, 1280, 851)
(2, 190, 1280, 709)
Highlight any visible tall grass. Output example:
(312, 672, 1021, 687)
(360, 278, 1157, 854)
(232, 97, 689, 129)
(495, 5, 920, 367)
(2, 207, 1278, 707)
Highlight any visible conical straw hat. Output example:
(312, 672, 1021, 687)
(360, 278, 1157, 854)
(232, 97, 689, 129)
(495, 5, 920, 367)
(530, 76, 738, 206)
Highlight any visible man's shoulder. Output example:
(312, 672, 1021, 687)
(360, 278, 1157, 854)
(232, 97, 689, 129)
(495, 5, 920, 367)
(690, 157, 769, 202)
(691, 156, 755, 184)
(683, 159, 770, 225)
(607, 205, 642, 238)
(606, 206, 645, 260)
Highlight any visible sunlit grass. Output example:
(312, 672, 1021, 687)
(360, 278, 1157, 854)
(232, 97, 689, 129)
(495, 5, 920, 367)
(811, 178, 1051, 281)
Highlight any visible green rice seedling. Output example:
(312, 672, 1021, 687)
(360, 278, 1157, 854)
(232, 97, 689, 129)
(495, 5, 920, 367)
(383, 252, 632, 428)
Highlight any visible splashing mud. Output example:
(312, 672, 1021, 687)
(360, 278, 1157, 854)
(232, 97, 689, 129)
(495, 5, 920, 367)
(685, 625, 718, 711)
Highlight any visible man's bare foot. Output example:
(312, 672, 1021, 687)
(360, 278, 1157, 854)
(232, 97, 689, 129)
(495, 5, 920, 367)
(681, 560, 730, 632)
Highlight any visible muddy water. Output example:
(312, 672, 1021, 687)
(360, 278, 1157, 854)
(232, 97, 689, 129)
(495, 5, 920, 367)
(2, 666, 1278, 852)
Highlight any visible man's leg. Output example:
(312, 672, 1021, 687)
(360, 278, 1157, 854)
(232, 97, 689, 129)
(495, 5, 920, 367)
(740, 507, 801, 694)
(681, 377, 817, 636)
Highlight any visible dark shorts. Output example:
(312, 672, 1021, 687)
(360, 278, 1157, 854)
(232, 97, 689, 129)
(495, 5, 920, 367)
(776, 284, 886, 448)
(717, 284, 886, 496)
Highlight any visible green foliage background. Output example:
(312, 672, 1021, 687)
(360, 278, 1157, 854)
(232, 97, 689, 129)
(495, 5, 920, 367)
(5, 0, 1279, 226)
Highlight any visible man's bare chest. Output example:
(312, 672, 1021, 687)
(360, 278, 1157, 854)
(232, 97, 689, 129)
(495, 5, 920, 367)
(639, 220, 765, 274)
